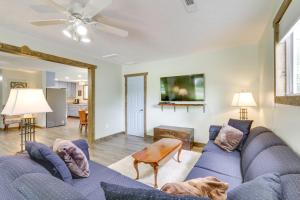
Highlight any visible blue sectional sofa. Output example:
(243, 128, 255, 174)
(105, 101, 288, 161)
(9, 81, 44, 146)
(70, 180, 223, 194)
(185, 126, 300, 198)
(0, 126, 300, 199)
(0, 152, 151, 200)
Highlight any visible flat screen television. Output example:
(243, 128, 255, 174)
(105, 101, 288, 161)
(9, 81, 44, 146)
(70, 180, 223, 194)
(160, 74, 205, 101)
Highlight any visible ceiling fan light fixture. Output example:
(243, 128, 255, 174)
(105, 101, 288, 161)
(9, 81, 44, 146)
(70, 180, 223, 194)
(81, 37, 91, 43)
(62, 28, 72, 38)
(73, 34, 79, 41)
(76, 24, 88, 36)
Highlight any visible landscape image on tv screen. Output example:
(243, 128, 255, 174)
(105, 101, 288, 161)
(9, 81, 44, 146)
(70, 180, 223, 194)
(160, 74, 205, 101)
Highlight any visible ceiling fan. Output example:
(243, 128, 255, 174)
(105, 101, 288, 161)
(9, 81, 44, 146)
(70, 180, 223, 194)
(30, 0, 129, 43)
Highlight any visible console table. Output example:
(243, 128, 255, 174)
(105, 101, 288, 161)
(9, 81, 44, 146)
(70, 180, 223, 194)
(153, 125, 194, 150)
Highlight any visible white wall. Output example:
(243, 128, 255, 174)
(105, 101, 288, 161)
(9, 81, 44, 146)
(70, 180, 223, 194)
(95, 62, 124, 138)
(123, 45, 261, 143)
(1, 69, 43, 105)
(258, 0, 300, 154)
(0, 27, 124, 139)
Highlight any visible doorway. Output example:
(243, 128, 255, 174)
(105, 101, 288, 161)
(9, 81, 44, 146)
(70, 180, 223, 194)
(125, 73, 147, 137)
(0, 43, 96, 145)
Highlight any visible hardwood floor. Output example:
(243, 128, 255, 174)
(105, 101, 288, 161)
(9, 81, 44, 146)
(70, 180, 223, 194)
(0, 118, 86, 155)
(0, 118, 202, 166)
(91, 134, 153, 166)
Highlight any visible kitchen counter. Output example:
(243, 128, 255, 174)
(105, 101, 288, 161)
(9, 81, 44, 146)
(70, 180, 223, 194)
(67, 103, 88, 117)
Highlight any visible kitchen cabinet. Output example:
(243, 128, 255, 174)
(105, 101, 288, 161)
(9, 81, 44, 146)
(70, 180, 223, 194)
(55, 81, 76, 98)
(46, 72, 56, 87)
(68, 104, 88, 117)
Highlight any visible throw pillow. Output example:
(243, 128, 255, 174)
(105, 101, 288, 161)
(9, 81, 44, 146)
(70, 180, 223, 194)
(214, 125, 243, 152)
(100, 182, 210, 200)
(53, 139, 90, 178)
(227, 173, 282, 200)
(12, 173, 87, 200)
(72, 139, 90, 160)
(228, 118, 253, 150)
(25, 141, 73, 184)
(209, 125, 222, 140)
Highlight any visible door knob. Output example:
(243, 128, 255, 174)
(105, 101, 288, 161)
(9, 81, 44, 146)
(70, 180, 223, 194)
(139, 109, 144, 111)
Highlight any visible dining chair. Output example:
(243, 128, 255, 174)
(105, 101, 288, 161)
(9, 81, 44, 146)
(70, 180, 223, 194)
(78, 110, 88, 133)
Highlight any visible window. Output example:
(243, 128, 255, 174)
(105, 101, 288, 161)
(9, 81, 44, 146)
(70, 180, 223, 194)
(293, 28, 300, 93)
(273, 0, 300, 106)
(279, 22, 300, 96)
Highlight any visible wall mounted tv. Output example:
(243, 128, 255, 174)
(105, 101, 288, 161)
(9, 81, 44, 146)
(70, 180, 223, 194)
(160, 74, 205, 102)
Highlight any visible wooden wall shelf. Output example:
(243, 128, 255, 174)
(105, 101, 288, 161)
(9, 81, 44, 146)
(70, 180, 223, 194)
(158, 103, 206, 112)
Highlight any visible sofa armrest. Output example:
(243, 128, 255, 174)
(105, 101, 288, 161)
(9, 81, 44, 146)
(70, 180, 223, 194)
(209, 125, 222, 140)
(72, 139, 90, 160)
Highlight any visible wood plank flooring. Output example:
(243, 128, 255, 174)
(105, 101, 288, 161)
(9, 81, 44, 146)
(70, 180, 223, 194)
(0, 118, 202, 166)
(0, 118, 86, 155)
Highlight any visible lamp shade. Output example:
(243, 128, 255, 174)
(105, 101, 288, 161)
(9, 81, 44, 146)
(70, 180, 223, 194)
(232, 92, 257, 107)
(1, 89, 52, 115)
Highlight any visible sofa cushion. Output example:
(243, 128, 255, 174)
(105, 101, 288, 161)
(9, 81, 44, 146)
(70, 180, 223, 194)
(280, 174, 300, 200)
(25, 141, 73, 184)
(185, 167, 242, 191)
(11, 173, 87, 200)
(73, 161, 151, 199)
(244, 145, 300, 182)
(203, 141, 241, 158)
(194, 152, 242, 178)
(101, 182, 209, 200)
(0, 156, 51, 200)
(0, 184, 26, 200)
(227, 173, 282, 200)
(241, 132, 286, 176)
(0, 156, 50, 179)
(241, 126, 272, 154)
(228, 119, 253, 150)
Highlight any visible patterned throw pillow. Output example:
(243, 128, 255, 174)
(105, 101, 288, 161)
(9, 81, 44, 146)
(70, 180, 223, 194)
(214, 125, 243, 152)
(53, 139, 90, 178)
(228, 118, 253, 150)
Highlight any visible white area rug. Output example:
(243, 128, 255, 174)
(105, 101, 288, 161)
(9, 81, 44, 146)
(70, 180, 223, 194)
(109, 150, 201, 189)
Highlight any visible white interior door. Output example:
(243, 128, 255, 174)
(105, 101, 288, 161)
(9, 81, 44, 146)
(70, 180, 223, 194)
(127, 76, 145, 137)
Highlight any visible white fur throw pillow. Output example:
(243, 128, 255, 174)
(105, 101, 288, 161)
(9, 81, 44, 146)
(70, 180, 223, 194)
(53, 139, 90, 178)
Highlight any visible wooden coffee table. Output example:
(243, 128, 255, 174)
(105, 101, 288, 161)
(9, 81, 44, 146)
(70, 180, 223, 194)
(132, 138, 183, 188)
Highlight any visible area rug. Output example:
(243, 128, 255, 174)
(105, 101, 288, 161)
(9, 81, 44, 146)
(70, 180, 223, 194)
(109, 150, 201, 189)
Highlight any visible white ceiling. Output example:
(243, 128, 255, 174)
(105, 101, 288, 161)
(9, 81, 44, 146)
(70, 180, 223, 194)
(0, 52, 88, 82)
(0, 0, 274, 65)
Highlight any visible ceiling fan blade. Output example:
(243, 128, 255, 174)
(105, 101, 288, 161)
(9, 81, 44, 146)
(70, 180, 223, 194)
(94, 22, 128, 38)
(41, 0, 67, 14)
(83, 0, 112, 18)
(30, 19, 67, 26)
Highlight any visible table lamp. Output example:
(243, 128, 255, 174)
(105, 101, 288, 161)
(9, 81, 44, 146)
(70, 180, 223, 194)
(1, 89, 52, 152)
(231, 92, 257, 120)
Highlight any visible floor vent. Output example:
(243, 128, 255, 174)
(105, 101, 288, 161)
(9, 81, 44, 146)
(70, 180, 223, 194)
(182, 0, 198, 13)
